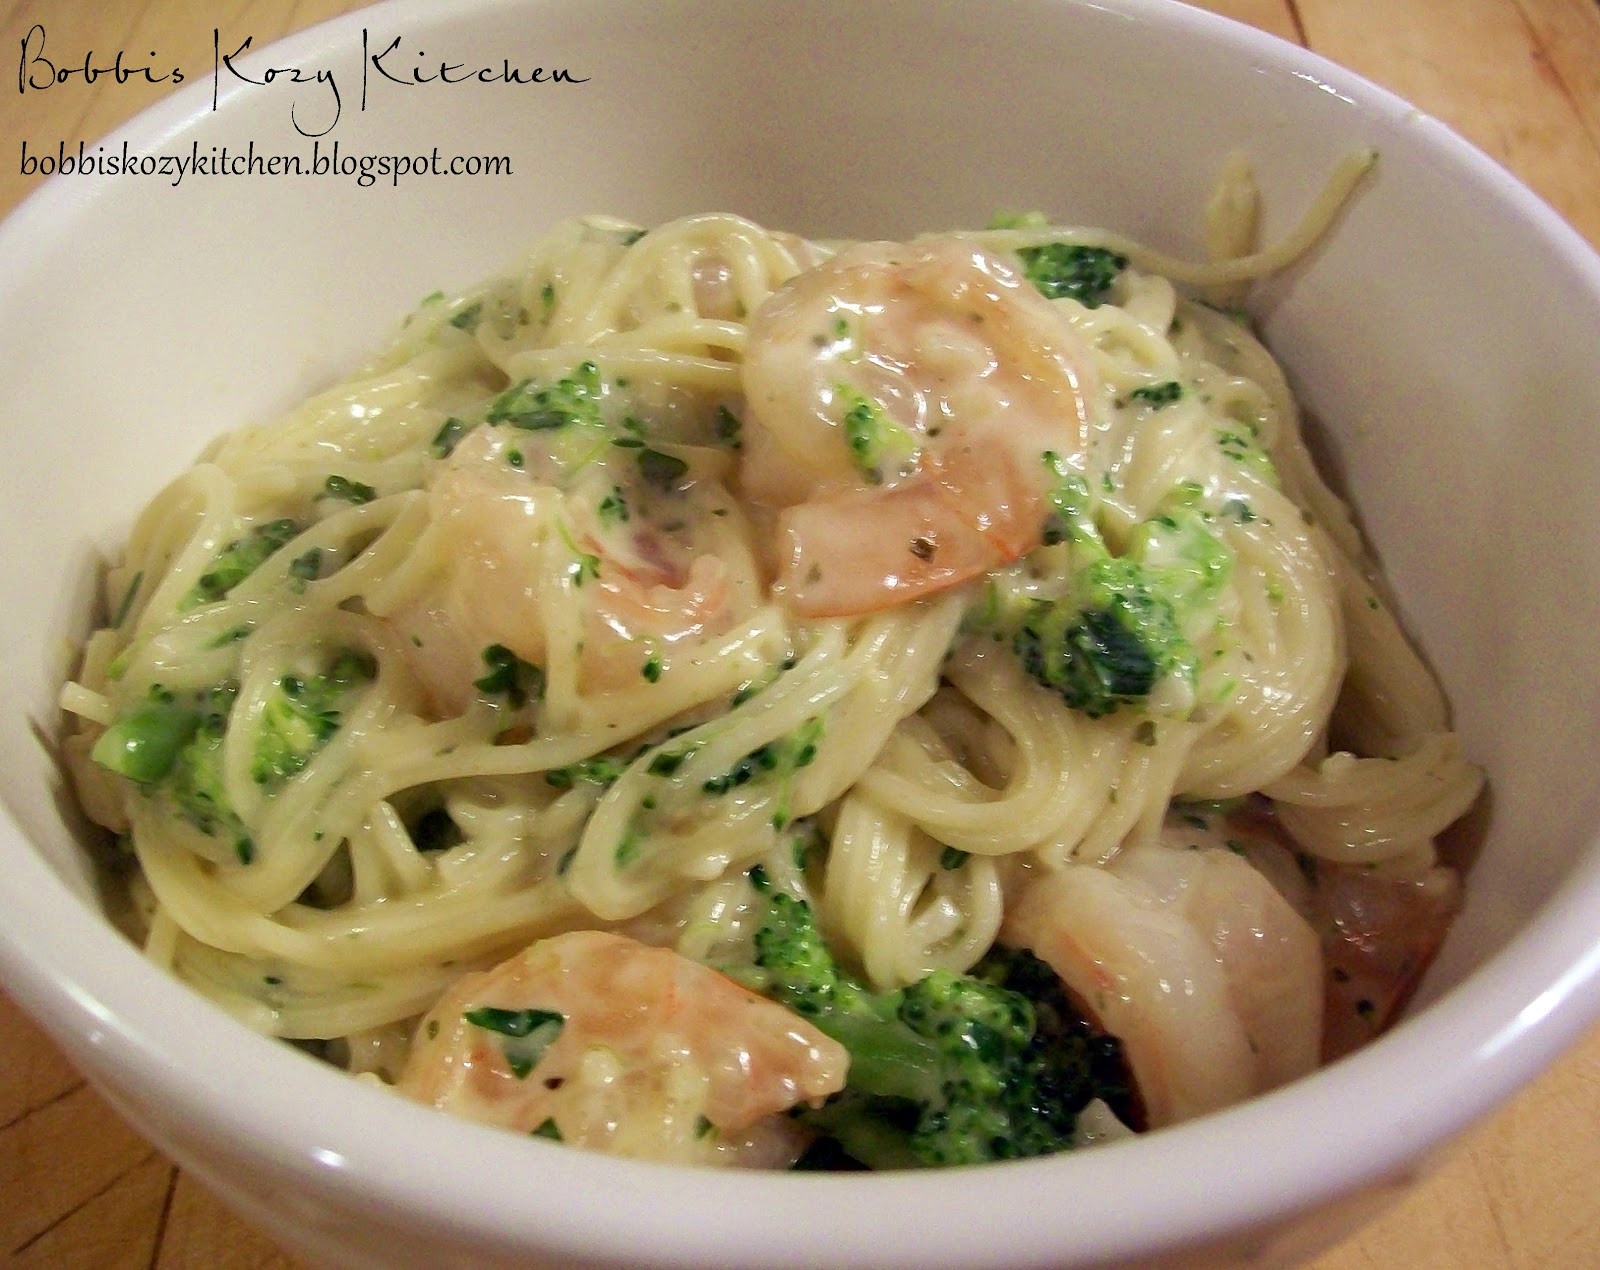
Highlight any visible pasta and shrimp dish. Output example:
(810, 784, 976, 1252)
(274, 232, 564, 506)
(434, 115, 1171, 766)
(61, 153, 1483, 1169)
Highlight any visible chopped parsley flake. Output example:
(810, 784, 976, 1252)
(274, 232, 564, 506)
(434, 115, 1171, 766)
(463, 1006, 564, 1079)
(1130, 381, 1183, 407)
(431, 416, 471, 459)
(637, 447, 689, 491)
(488, 362, 604, 431)
(544, 754, 631, 789)
(475, 644, 543, 709)
(112, 571, 143, 628)
(598, 485, 630, 526)
(939, 846, 970, 870)
(288, 548, 323, 587)
(320, 474, 377, 505)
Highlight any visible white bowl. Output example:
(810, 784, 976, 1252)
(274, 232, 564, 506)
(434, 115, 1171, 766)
(4, 1, 1600, 1267)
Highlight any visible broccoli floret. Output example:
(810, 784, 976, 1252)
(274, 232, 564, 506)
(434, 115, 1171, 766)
(252, 649, 375, 787)
(1017, 243, 1127, 307)
(92, 682, 253, 862)
(970, 943, 1141, 1141)
(749, 893, 946, 1127)
(182, 519, 301, 609)
(1011, 556, 1195, 719)
(834, 383, 919, 485)
(1039, 452, 1097, 549)
(94, 652, 368, 863)
(169, 696, 253, 861)
(745, 888, 1133, 1168)
(750, 891, 841, 1007)
(983, 466, 1233, 719)
(990, 212, 1127, 308)
(1131, 493, 1235, 609)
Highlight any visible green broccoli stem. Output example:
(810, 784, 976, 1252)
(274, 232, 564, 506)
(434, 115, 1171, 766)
(809, 994, 943, 1104)
(800, 1101, 926, 1172)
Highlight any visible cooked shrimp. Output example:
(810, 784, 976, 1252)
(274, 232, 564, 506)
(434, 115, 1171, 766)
(1222, 802, 1465, 1062)
(740, 237, 1101, 617)
(394, 930, 848, 1166)
(392, 422, 746, 709)
(1308, 860, 1459, 1061)
(1002, 833, 1322, 1129)
(1217, 799, 1462, 1062)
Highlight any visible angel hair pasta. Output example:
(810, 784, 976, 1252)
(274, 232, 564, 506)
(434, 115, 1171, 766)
(61, 151, 1483, 1169)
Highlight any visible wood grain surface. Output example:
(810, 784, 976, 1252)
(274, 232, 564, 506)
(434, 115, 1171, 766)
(4, 1, 1599, 1266)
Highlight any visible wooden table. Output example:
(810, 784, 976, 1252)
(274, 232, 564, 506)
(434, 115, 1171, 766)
(4, 1, 1600, 1265)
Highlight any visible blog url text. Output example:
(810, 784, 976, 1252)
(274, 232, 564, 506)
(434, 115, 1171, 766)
(20, 138, 512, 189)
